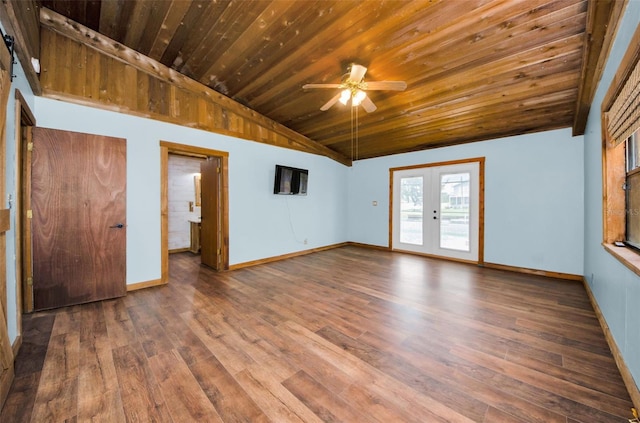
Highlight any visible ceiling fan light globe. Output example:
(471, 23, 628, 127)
(352, 90, 366, 106)
(339, 89, 351, 105)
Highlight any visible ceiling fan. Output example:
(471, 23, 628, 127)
(303, 64, 407, 113)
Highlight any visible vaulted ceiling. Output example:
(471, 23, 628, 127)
(27, 1, 622, 160)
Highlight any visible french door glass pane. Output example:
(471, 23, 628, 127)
(440, 172, 470, 251)
(400, 176, 423, 245)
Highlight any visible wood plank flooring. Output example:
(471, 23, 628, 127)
(1, 246, 635, 422)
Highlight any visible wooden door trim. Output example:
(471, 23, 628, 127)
(15, 90, 35, 319)
(160, 141, 229, 283)
(388, 157, 485, 265)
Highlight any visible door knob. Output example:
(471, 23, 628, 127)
(109, 223, 124, 229)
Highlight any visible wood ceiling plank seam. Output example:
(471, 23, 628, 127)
(84, 0, 102, 33)
(352, 111, 576, 157)
(189, 0, 301, 82)
(390, 0, 582, 61)
(147, 0, 192, 60)
(247, 1, 463, 109)
(171, 0, 238, 78)
(336, 97, 578, 149)
(392, 52, 584, 116)
(232, 0, 427, 102)
(314, 89, 579, 151)
(11, 0, 41, 59)
(182, 0, 276, 81)
(356, 121, 574, 159)
(381, 34, 585, 113)
(159, 0, 219, 69)
(135, 1, 172, 56)
(313, 88, 579, 149)
(97, 0, 121, 40)
(122, 0, 154, 49)
(0, 0, 42, 93)
(294, 48, 583, 137)
(229, 0, 378, 100)
(250, 0, 568, 112)
(384, 0, 554, 58)
(228, 1, 382, 100)
(341, 0, 565, 87)
(385, 7, 587, 92)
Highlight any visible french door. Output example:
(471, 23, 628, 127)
(391, 160, 482, 262)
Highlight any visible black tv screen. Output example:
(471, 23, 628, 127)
(274, 165, 308, 195)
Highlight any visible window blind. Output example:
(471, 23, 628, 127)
(607, 56, 640, 146)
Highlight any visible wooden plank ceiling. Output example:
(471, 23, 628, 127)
(37, 0, 606, 160)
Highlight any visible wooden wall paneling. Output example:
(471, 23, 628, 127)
(68, 36, 85, 98)
(85, 45, 100, 101)
(123, 65, 138, 112)
(39, 8, 350, 166)
(136, 69, 150, 112)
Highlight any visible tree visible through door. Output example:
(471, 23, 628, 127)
(31, 128, 127, 310)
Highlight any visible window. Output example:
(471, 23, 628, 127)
(625, 130, 640, 249)
(602, 24, 640, 274)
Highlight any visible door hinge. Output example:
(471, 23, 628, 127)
(26, 210, 32, 218)
(27, 142, 33, 151)
(27, 277, 32, 286)
(217, 166, 220, 173)
(217, 248, 222, 255)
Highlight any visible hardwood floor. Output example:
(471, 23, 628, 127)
(1, 246, 634, 422)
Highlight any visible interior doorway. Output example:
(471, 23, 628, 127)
(390, 158, 484, 264)
(160, 141, 229, 281)
(167, 154, 206, 254)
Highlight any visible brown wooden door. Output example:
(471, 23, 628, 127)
(0, 35, 14, 410)
(31, 128, 127, 310)
(200, 157, 220, 270)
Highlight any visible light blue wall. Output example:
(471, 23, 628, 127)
(34, 97, 349, 280)
(583, 1, 640, 391)
(2, 25, 36, 344)
(348, 128, 584, 275)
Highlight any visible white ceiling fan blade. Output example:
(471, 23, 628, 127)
(303, 83, 341, 89)
(350, 64, 367, 83)
(320, 92, 342, 111)
(365, 81, 407, 91)
(361, 96, 377, 113)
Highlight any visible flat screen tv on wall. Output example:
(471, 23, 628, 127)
(274, 165, 308, 195)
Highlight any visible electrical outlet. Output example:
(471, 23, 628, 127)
(304, 238, 308, 245)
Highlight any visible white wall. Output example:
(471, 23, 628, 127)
(583, 2, 640, 392)
(34, 97, 349, 282)
(168, 155, 202, 250)
(348, 128, 585, 275)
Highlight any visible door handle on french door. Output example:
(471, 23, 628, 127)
(109, 223, 124, 229)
